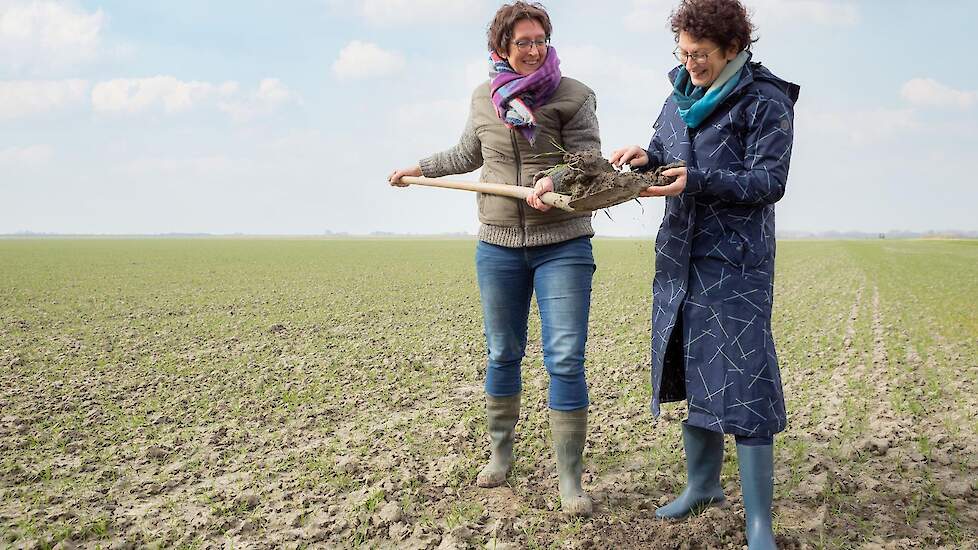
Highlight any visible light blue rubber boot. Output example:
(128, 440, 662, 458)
(655, 422, 726, 518)
(736, 443, 777, 550)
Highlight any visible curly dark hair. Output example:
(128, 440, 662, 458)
(670, 0, 756, 53)
(487, 2, 552, 55)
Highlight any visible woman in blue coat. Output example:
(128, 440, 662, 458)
(611, 0, 798, 548)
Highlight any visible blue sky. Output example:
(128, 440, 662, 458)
(2, 0, 976, 235)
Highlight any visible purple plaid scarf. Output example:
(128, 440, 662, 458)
(489, 47, 562, 146)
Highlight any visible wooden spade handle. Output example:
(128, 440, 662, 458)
(399, 176, 576, 212)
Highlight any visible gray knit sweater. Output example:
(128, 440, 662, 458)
(419, 93, 601, 246)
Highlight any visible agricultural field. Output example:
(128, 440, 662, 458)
(1, 238, 976, 549)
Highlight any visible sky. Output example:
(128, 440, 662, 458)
(1, 0, 977, 236)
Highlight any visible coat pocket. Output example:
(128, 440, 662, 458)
(728, 227, 769, 270)
(724, 230, 751, 268)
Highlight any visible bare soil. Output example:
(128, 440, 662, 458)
(1, 239, 976, 549)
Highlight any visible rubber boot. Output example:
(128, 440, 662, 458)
(737, 443, 777, 550)
(550, 408, 592, 517)
(476, 393, 521, 488)
(655, 422, 726, 518)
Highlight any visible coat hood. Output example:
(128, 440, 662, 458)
(748, 62, 800, 104)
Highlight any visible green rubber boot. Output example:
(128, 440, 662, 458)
(477, 393, 521, 488)
(550, 408, 592, 517)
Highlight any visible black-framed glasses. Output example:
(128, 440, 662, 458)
(512, 38, 549, 52)
(673, 46, 720, 65)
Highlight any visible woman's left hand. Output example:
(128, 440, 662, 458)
(639, 167, 687, 197)
(527, 176, 554, 212)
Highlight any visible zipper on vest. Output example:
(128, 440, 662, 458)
(510, 129, 527, 246)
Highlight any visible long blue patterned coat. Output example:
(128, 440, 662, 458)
(644, 62, 800, 438)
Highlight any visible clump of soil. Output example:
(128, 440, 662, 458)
(543, 150, 685, 211)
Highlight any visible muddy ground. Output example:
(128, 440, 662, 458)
(1, 239, 976, 549)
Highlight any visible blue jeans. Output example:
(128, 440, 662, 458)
(476, 236, 595, 411)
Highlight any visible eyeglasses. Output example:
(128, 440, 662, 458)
(673, 46, 720, 65)
(512, 38, 549, 52)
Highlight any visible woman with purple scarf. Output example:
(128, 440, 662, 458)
(390, 1, 600, 517)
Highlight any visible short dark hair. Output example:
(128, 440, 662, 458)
(487, 2, 552, 55)
(670, 0, 756, 53)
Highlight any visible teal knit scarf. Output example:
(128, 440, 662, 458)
(672, 50, 751, 129)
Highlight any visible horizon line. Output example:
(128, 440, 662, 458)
(3, 230, 978, 240)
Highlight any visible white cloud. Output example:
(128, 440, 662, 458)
(91, 76, 239, 114)
(623, 0, 859, 32)
(347, 0, 487, 26)
(0, 144, 52, 165)
(796, 106, 917, 146)
(84, 76, 295, 120)
(1, 76, 295, 120)
(0, 0, 104, 72)
(621, 0, 673, 32)
(901, 78, 977, 110)
(256, 78, 294, 104)
(747, 0, 859, 26)
(561, 44, 672, 104)
(0, 78, 88, 118)
(218, 78, 298, 122)
(332, 40, 406, 80)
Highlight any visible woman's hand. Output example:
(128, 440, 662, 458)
(388, 165, 422, 187)
(526, 176, 554, 212)
(639, 167, 687, 197)
(609, 145, 649, 169)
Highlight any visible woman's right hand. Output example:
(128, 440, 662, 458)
(388, 165, 422, 187)
(609, 146, 649, 169)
